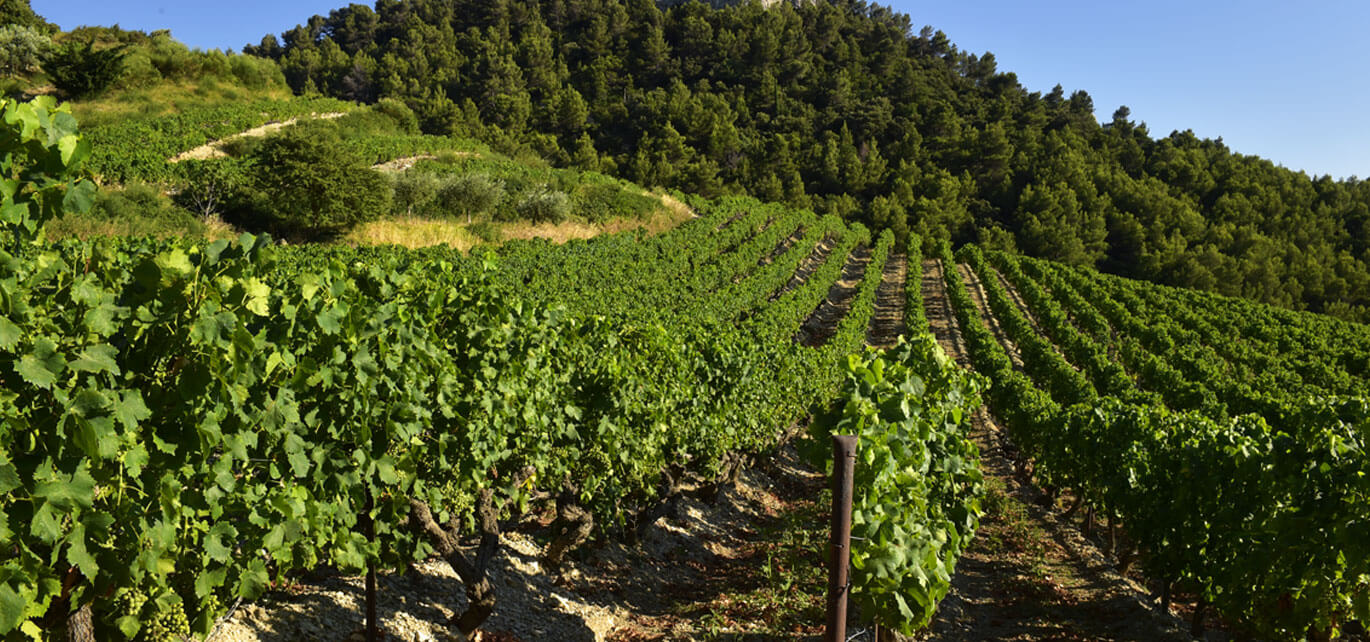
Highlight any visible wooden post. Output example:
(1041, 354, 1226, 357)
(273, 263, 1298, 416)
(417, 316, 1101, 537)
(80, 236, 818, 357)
(365, 493, 379, 642)
(825, 435, 858, 642)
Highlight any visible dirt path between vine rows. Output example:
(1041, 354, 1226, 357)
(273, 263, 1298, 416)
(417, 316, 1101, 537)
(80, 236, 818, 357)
(915, 259, 1189, 641)
(866, 253, 907, 350)
(993, 268, 1044, 336)
(763, 226, 805, 266)
(923, 259, 969, 367)
(974, 263, 1089, 378)
(774, 234, 837, 299)
(796, 246, 872, 347)
(957, 263, 1026, 370)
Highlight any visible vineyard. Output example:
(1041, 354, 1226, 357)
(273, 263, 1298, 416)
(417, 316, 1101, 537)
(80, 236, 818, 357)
(933, 243, 1370, 639)
(5, 93, 1370, 642)
(1, 103, 986, 641)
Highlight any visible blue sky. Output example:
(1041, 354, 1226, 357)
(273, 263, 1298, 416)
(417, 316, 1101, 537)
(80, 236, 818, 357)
(888, 0, 1370, 179)
(33, 0, 1370, 179)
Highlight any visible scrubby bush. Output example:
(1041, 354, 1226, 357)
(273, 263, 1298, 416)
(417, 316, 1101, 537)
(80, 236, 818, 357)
(83, 182, 204, 235)
(0, 24, 49, 75)
(49, 182, 210, 240)
(217, 135, 263, 158)
(375, 97, 420, 135)
(233, 129, 392, 239)
(513, 186, 571, 223)
(43, 39, 127, 97)
(573, 182, 659, 223)
(115, 48, 163, 88)
(436, 173, 504, 223)
(228, 53, 286, 89)
(175, 159, 242, 219)
(391, 171, 439, 216)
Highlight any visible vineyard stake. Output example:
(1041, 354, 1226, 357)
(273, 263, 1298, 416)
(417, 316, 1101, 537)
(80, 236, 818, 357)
(365, 493, 379, 642)
(366, 563, 379, 642)
(825, 435, 858, 642)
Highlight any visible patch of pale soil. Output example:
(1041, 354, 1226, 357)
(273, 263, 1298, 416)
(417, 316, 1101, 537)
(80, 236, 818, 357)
(206, 446, 823, 642)
(866, 252, 907, 350)
(796, 246, 872, 347)
(169, 112, 347, 163)
(597, 444, 827, 640)
(372, 154, 441, 172)
(207, 530, 611, 642)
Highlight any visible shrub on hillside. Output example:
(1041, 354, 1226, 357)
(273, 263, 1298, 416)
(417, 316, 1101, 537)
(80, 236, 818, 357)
(391, 171, 439, 216)
(573, 182, 659, 223)
(50, 182, 206, 238)
(233, 129, 392, 239)
(175, 159, 242, 219)
(0, 25, 49, 75)
(512, 186, 570, 223)
(437, 173, 504, 223)
(375, 97, 420, 135)
(218, 135, 263, 158)
(42, 39, 127, 98)
(228, 53, 286, 89)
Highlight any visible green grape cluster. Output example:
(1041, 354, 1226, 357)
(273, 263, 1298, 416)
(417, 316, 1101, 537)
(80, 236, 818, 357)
(196, 593, 223, 625)
(113, 588, 148, 620)
(143, 602, 189, 642)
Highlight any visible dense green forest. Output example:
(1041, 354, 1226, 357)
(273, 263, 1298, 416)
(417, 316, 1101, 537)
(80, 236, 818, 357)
(239, 0, 1370, 321)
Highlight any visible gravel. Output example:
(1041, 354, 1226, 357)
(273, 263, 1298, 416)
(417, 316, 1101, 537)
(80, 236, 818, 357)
(207, 529, 623, 642)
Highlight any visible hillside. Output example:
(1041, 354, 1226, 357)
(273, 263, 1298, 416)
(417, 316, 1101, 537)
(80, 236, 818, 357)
(247, 0, 1370, 322)
(44, 85, 688, 247)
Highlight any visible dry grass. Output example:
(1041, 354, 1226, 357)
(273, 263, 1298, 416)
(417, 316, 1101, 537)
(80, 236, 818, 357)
(657, 192, 696, 221)
(346, 203, 694, 251)
(501, 206, 691, 242)
(202, 216, 240, 241)
(44, 216, 144, 241)
(344, 216, 479, 251)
